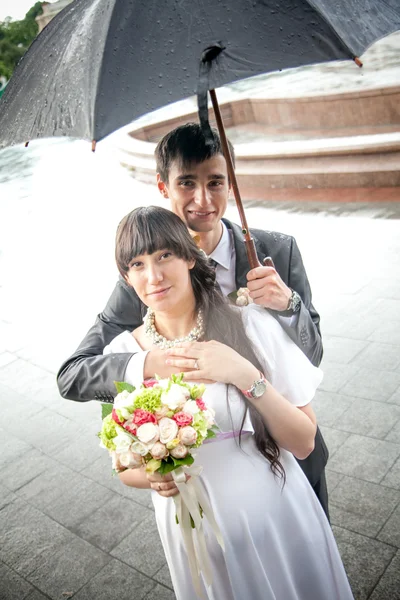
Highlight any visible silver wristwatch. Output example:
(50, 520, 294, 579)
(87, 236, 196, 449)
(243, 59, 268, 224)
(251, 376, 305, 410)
(286, 289, 301, 314)
(242, 372, 268, 400)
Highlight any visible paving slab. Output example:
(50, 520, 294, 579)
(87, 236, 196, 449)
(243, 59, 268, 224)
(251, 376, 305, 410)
(369, 551, 400, 600)
(317, 362, 361, 394)
(332, 526, 396, 600)
(0, 560, 34, 600)
(111, 516, 168, 577)
(16, 467, 115, 529)
(0, 449, 57, 492)
(377, 503, 400, 548)
(72, 495, 153, 553)
(349, 342, 400, 371)
(381, 457, 400, 490)
(386, 419, 400, 444)
(153, 564, 174, 590)
(328, 434, 400, 484)
(73, 559, 156, 600)
(330, 476, 400, 537)
(319, 426, 351, 458)
(0, 498, 75, 576)
(143, 584, 176, 600)
(341, 368, 400, 402)
(312, 390, 355, 427)
(0, 483, 17, 510)
(333, 398, 400, 439)
(25, 535, 110, 600)
(321, 337, 368, 365)
(387, 387, 400, 406)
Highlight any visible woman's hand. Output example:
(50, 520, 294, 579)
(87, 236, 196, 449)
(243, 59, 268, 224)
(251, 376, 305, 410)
(147, 472, 179, 497)
(165, 341, 259, 390)
(146, 471, 190, 498)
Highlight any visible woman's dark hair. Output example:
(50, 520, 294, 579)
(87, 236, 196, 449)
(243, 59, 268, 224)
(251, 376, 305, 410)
(116, 206, 285, 480)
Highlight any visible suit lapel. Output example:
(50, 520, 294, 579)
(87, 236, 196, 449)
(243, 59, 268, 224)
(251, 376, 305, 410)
(222, 219, 267, 288)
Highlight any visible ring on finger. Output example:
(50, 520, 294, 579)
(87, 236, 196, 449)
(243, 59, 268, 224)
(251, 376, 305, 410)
(194, 359, 199, 370)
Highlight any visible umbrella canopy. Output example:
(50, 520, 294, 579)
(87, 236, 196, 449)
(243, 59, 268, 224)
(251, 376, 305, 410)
(0, 0, 399, 149)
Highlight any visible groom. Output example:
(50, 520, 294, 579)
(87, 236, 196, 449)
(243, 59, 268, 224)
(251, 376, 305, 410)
(57, 123, 329, 516)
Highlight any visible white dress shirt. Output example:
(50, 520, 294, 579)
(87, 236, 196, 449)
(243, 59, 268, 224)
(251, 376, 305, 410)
(208, 221, 236, 296)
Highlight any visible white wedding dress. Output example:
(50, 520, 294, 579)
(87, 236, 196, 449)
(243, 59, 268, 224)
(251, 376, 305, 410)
(104, 305, 354, 600)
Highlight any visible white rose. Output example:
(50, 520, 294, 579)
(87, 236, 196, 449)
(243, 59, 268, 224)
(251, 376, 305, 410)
(119, 450, 143, 469)
(158, 417, 179, 444)
(178, 426, 198, 446)
(131, 441, 151, 456)
(114, 430, 135, 454)
(136, 423, 160, 445)
(170, 443, 189, 459)
(236, 295, 248, 307)
(150, 442, 169, 460)
(111, 451, 123, 472)
(203, 408, 216, 427)
(161, 384, 190, 410)
(183, 400, 200, 416)
(157, 378, 170, 390)
(114, 390, 138, 420)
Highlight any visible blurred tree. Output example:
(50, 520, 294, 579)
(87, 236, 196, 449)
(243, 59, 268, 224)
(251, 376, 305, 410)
(0, 2, 43, 80)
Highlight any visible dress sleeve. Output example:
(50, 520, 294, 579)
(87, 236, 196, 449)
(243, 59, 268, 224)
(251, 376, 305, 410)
(241, 305, 323, 407)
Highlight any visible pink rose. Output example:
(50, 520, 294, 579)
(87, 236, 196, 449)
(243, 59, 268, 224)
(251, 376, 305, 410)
(133, 409, 157, 427)
(112, 408, 124, 426)
(178, 426, 197, 446)
(170, 443, 189, 459)
(155, 405, 170, 420)
(196, 398, 206, 411)
(123, 421, 137, 436)
(172, 411, 193, 427)
(150, 442, 169, 460)
(143, 378, 158, 388)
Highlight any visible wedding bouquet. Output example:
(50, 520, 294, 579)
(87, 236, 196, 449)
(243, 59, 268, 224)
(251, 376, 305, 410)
(98, 374, 224, 596)
(98, 374, 217, 475)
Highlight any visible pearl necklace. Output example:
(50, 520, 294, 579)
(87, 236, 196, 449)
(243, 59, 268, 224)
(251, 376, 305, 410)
(144, 308, 205, 349)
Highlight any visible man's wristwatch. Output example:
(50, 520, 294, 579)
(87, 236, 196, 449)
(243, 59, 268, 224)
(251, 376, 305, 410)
(241, 372, 268, 400)
(284, 289, 301, 314)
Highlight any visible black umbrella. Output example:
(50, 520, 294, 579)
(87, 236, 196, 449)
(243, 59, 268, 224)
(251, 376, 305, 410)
(1, 0, 399, 266)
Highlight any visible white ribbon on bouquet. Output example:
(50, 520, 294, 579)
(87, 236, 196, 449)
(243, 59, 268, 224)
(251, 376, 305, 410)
(172, 465, 225, 598)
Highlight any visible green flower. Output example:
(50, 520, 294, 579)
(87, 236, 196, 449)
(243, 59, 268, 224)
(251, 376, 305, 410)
(191, 412, 209, 446)
(133, 388, 162, 413)
(190, 384, 206, 400)
(98, 414, 124, 451)
(146, 459, 162, 474)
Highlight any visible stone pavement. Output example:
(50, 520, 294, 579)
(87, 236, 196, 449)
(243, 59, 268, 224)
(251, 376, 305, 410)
(1, 190, 400, 599)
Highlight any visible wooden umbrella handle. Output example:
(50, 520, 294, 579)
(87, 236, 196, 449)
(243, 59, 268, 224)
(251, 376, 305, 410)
(209, 89, 261, 269)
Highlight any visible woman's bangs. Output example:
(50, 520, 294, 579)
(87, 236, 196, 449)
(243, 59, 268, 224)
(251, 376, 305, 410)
(121, 211, 191, 269)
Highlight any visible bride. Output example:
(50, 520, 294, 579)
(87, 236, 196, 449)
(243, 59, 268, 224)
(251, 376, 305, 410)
(103, 205, 353, 600)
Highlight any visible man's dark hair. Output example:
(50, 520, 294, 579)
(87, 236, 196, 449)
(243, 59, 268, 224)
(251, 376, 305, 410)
(155, 122, 235, 182)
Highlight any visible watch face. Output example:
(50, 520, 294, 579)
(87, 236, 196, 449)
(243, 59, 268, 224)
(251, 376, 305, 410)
(253, 380, 267, 398)
(291, 291, 301, 312)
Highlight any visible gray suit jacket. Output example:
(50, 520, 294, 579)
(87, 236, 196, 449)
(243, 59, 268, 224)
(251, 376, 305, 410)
(57, 219, 327, 484)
